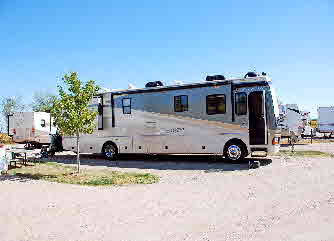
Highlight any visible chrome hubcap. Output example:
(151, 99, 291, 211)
(105, 145, 115, 158)
(227, 145, 242, 160)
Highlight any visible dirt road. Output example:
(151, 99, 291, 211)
(1, 150, 334, 241)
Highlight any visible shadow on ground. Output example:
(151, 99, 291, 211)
(44, 153, 272, 172)
(0, 174, 35, 182)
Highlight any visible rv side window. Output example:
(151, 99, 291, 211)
(235, 92, 247, 115)
(206, 94, 226, 115)
(122, 98, 131, 114)
(41, 119, 46, 127)
(174, 95, 188, 112)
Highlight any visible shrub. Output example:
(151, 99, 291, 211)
(0, 133, 13, 144)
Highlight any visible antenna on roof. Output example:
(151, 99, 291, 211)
(174, 80, 185, 85)
(128, 83, 137, 89)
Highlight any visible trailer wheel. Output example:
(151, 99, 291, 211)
(102, 142, 118, 161)
(224, 141, 246, 162)
(49, 150, 56, 157)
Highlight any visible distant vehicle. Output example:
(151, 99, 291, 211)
(318, 107, 334, 136)
(7, 112, 57, 148)
(278, 104, 307, 138)
(301, 125, 316, 138)
(62, 73, 281, 161)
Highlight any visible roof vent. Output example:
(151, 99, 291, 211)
(244, 72, 258, 78)
(206, 75, 226, 81)
(145, 81, 164, 88)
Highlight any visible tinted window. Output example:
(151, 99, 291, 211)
(122, 98, 131, 114)
(207, 94, 226, 115)
(235, 92, 247, 115)
(174, 95, 188, 112)
(265, 90, 278, 129)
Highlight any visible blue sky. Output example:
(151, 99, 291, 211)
(0, 0, 333, 118)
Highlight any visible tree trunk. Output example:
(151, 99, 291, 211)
(76, 130, 80, 173)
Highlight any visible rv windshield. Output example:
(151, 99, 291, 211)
(270, 86, 280, 118)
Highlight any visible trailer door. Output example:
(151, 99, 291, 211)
(248, 91, 267, 145)
(7, 115, 14, 136)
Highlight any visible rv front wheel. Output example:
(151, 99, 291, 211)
(102, 143, 117, 161)
(224, 143, 245, 162)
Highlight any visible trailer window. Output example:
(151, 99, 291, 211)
(235, 92, 247, 115)
(174, 95, 188, 112)
(206, 94, 226, 115)
(41, 119, 46, 127)
(122, 98, 131, 114)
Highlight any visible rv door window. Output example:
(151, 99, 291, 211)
(235, 92, 247, 115)
(122, 98, 131, 114)
(98, 103, 103, 115)
(206, 94, 226, 115)
(174, 95, 188, 112)
(41, 119, 46, 127)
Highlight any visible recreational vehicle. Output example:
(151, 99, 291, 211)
(278, 104, 308, 138)
(318, 107, 334, 135)
(62, 73, 281, 161)
(8, 112, 57, 147)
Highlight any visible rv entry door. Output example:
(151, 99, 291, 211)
(91, 96, 103, 130)
(248, 91, 267, 145)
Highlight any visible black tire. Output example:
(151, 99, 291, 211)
(102, 143, 117, 161)
(224, 142, 246, 162)
(49, 150, 56, 157)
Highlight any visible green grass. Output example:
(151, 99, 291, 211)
(7, 162, 159, 186)
(276, 150, 334, 158)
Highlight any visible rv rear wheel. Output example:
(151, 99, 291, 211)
(102, 143, 117, 161)
(224, 142, 245, 162)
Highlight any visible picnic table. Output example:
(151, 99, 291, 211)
(6, 149, 37, 167)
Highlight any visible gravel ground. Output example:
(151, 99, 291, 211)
(1, 144, 334, 241)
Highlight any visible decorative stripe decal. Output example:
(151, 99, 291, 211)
(219, 133, 242, 135)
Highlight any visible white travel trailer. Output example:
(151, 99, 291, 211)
(318, 107, 334, 134)
(301, 125, 316, 138)
(62, 73, 281, 161)
(8, 112, 57, 147)
(278, 104, 307, 138)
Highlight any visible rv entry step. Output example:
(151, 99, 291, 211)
(251, 148, 268, 157)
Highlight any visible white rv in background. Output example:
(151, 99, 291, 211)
(278, 104, 308, 138)
(318, 107, 334, 134)
(8, 112, 57, 147)
(63, 73, 281, 161)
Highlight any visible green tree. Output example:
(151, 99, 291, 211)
(51, 72, 99, 173)
(31, 91, 57, 112)
(0, 96, 25, 132)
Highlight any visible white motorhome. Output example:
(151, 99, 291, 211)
(63, 73, 281, 161)
(318, 107, 334, 134)
(8, 112, 57, 147)
(278, 104, 308, 138)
